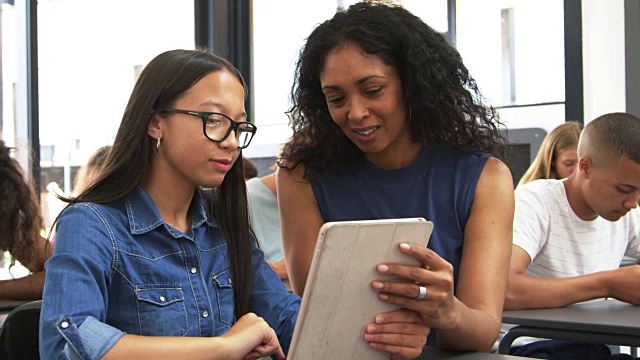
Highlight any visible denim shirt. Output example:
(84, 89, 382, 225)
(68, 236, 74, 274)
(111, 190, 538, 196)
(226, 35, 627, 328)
(39, 187, 300, 359)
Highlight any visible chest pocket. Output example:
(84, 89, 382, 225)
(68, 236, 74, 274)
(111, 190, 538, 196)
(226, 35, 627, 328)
(135, 286, 188, 336)
(212, 270, 234, 326)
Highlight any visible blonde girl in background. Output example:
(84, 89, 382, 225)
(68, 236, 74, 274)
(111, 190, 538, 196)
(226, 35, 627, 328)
(518, 121, 582, 187)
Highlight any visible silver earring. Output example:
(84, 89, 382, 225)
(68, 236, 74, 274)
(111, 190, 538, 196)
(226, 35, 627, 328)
(156, 137, 161, 149)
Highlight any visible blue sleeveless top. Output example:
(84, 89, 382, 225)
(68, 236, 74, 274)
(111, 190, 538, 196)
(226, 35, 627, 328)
(311, 145, 490, 345)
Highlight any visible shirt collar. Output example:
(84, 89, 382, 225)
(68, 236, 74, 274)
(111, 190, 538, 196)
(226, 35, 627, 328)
(125, 187, 216, 235)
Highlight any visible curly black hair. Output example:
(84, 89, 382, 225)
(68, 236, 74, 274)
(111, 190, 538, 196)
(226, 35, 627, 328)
(279, 0, 506, 179)
(0, 140, 43, 270)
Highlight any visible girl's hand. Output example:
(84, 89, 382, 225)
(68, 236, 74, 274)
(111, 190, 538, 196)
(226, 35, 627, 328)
(221, 312, 285, 360)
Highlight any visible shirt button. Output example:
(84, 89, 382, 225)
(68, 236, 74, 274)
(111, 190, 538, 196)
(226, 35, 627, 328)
(202, 310, 209, 318)
(159, 296, 166, 302)
(190, 267, 197, 274)
(60, 321, 69, 329)
(228, 278, 232, 284)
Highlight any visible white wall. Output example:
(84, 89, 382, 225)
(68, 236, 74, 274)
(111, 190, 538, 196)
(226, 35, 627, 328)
(582, 0, 626, 124)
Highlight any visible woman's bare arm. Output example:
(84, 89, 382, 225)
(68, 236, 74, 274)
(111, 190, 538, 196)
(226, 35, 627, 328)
(276, 165, 325, 296)
(438, 158, 514, 350)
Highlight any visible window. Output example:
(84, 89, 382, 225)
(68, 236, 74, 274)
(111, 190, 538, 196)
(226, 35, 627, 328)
(1, 2, 19, 153)
(456, 0, 565, 107)
(36, 0, 194, 228)
(251, 1, 337, 157)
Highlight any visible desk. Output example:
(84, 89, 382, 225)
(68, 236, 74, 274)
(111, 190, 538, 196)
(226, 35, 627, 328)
(417, 347, 539, 359)
(0, 299, 31, 312)
(0, 313, 9, 328)
(0, 299, 32, 328)
(499, 299, 640, 354)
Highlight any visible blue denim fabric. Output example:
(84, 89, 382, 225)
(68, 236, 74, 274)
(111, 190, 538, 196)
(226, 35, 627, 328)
(39, 188, 300, 359)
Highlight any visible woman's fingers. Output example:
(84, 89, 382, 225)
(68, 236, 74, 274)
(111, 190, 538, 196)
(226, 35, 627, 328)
(366, 330, 426, 348)
(372, 276, 451, 303)
(366, 322, 429, 337)
(368, 341, 425, 360)
(397, 242, 450, 271)
(375, 244, 453, 284)
(371, 243, 458, 329)
(373, 308, 424, 324)
(365, 308, 429, 359)
(373, 279, 426, 299)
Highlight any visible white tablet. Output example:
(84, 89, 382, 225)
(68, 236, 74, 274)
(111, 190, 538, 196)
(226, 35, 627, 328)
(288, 217, 434, 360)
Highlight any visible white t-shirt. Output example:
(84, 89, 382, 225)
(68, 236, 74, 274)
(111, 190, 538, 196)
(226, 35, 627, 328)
(514, 179, 640, 275)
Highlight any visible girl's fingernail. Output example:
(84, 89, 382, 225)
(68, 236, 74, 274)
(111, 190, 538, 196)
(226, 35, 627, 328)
(377, 264, 389, 273)
(400, 243, 411, 250)
(372, 281, 384, 289)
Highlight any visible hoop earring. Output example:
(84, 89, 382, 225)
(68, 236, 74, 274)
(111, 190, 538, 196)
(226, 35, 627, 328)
(156, 137, 161, 150)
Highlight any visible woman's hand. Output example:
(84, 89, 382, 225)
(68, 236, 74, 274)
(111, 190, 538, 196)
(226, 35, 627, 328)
(220, 312, 285, 360)
(371, 242, 461, 331)
(364, 308, 429, 359)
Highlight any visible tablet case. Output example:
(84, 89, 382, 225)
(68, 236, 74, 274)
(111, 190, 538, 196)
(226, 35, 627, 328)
(288, 218, 434, 359)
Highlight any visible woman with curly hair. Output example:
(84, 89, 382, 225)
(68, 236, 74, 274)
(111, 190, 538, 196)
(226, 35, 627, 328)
(518, 121, 583, 187)
(277, 1, 514, 352)
(0, 139, 52, 300)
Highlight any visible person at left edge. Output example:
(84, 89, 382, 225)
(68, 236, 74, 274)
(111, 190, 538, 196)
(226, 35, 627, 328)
(39, 49, 293, 360)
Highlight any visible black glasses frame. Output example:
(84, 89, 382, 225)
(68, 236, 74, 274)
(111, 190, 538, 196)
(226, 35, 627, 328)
(161, 109, 257, 149)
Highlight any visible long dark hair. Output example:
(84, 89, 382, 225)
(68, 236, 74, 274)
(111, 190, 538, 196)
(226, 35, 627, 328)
(280, 0, 505, 179)
(0, 140, 44, 270)
(57, 49, 253, 318)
